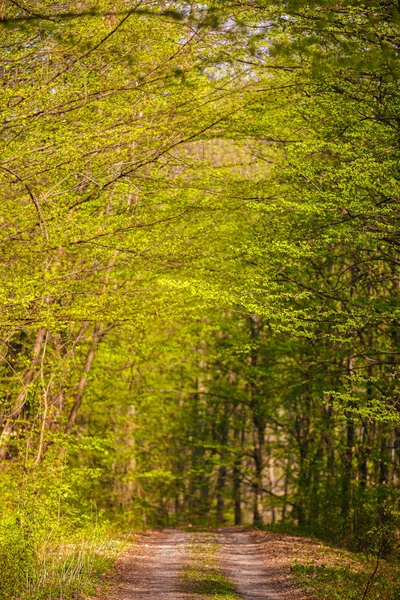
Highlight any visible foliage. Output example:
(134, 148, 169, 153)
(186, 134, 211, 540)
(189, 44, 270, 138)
(0, 0, 399, 596)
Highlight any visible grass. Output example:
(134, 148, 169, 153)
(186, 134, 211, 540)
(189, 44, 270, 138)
(28, 537, 121, 600)
(183, 565, 240, 599)
(181, 533, 240, 600)
(291, 546, 400, 600)
(250, 523, 400, 600)
(0, 523, 124, 600)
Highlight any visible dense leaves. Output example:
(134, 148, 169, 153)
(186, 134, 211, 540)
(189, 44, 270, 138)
(0, 1, 399, 597)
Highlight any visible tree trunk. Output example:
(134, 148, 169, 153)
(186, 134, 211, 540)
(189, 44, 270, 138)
(0, 327, 47, 461)
(253, 441, 264, 526)
(233, 413, 244, 526)
(65, 323, 104, 435)
(216, 401, 229, 524)
(341, 356, 355, 524)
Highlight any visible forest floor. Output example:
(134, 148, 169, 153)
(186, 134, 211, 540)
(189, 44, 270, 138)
(88, 526, 400, 600)
(93, 527, 307, 600)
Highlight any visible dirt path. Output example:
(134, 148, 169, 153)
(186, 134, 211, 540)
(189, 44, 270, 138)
(104, 528, 305, 600)
(107, 529, 190, 600)
(218, 528, 306, 600)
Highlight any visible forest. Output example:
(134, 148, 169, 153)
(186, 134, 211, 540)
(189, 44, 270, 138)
(0, 1, 399, 599)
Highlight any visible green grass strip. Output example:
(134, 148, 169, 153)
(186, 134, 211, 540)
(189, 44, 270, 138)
(181, 534, 240, 600)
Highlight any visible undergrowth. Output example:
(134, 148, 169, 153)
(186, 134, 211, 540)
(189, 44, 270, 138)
(0, 519, 123, 600)
(292, 547, 400, 600)
(0, 460, 125, 600)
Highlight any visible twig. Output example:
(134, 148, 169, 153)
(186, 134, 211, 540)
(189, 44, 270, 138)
(361, 538, 385, 600)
